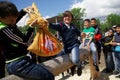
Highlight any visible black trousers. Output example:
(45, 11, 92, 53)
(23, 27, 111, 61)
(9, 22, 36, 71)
(95, 41, 101, 61)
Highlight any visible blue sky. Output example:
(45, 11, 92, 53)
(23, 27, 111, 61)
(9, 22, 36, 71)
(2, 0, 120, 19)
(8, 0, 74, 18)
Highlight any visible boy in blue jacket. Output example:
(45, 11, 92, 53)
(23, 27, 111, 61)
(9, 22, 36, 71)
(49, 11, 82, 76)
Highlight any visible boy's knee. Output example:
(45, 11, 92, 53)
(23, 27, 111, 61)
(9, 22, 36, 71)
(72, 59, 79, 65)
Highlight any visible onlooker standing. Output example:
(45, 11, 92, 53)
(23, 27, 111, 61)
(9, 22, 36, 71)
(91, 18, 102, 63)
(111, 24, 120, 75)
(101, 28, 114, 73)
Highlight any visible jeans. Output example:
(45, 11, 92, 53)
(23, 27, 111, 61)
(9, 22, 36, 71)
(113, 52, 120, 72)
(64, 44, 81, 67)
(69, 46, 81, 67)
(79, 41, 98, 65)
(103, 51, 114, 71)
(6, 57, 54, 80)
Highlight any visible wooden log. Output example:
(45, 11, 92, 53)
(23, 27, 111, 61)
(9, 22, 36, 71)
(1, 48, 90, 80)
(40, 54, 73, 76)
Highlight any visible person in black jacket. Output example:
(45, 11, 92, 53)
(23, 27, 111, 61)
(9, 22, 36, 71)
(101, 28, 114, 73)
(49, 11, 82, 76)
(91, 18, 102, 63)
(0, 1, 54, 80)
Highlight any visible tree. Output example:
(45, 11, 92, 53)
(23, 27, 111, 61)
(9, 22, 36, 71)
(107, 14, 120, 27)
(70, 8, 86, 30)
(100, 14, 120, 32)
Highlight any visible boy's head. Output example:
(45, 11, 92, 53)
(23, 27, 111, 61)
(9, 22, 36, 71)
(90, 18, 97, 26)
(62, 11, 73, 25)
(116, 24, 120, 33)
(0, 1, 19, 26)
(84, 19, 90, 28)
(107, 28, 114, 36)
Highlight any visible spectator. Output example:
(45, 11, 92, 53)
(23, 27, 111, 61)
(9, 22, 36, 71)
(110, 24, 120, 75)
(91, 18, 102, 63)
(101, 28, 114, 73)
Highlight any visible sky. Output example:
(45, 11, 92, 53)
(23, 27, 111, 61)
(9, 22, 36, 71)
(3, 0, 120, 19)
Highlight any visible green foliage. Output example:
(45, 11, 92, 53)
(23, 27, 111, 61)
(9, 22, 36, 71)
(100, 14, 120, 32)
(70, 8, 86, 31)
(106, 14, 120, 26)
(100, 22, 109, 32)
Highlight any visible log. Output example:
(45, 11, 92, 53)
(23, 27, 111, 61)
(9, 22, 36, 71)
(1, 48, 90, 80)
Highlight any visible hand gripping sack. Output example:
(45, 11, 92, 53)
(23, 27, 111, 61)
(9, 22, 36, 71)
(27, 3, 63, 56)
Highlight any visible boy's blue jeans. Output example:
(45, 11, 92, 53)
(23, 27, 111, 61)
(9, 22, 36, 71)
(6, 57, 54, 80)
(79, 42, 98, 65)
(103, 52, 114, 71)
(69, 46, 81, 67)
(62, 44, 81, 68)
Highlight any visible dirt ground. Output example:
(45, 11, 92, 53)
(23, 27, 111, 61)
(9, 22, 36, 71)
(55, 51, 120, 80)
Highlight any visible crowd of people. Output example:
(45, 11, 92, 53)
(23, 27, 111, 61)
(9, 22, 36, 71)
(101, 24, 120, 75)
(0, 1, 120, 80)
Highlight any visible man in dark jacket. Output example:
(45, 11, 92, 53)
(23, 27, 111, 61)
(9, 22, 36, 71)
(91, 18, 102, 63)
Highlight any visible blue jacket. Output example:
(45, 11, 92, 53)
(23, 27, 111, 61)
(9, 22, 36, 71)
(49, 22, 81, 53)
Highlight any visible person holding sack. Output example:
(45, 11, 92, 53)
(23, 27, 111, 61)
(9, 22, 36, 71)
(0, 1, 54, 80)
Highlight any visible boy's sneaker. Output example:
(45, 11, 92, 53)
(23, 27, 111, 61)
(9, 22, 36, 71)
(77, 67, 82, 76)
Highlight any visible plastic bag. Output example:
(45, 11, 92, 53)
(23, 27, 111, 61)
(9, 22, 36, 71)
(16, 13, 29, 27)
(28, 28, 63, 57)
(27, 3, 63, 56)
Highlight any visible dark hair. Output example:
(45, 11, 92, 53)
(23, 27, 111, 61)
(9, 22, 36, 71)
(116, 24, 120, 28)
(84, 19, 90, 23)
(0, 1, 19, 18)
(108, 28, 114, 33)
(91, 18, 96, 21)
(62, 10, 74, 20)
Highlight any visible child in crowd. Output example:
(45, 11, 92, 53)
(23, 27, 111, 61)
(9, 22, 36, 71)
(110, 24, 120, 75)
(91, 18, 102, 63)
(101, 28, 114, 73)
(0, 1, 54, 80)
(79, 19, 99, 71)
